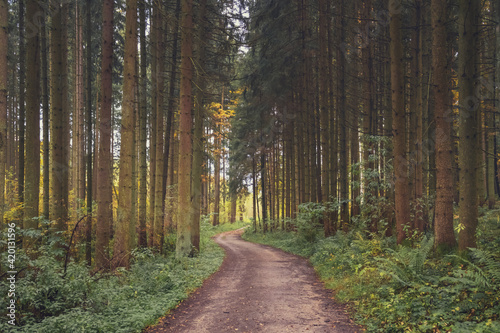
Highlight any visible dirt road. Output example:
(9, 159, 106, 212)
(146, 229, 363, 333)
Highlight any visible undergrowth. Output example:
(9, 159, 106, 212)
(243, 207, 500, 332)
(0, 219, 248, 332)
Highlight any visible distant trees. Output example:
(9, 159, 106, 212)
(229, 0, 496, 254)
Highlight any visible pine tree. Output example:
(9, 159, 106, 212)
(458, 0, 480, 251)
(113, 0, 138, 269)
(24, 0, 41, 243)
(96, 0, 114, 270)
(176, 0, 194, 258)
(390, 0, 411, 244)
(50, 1, 69, 234)
(432, 0, 457, 252)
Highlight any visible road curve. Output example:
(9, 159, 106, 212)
(146, 228, 363, 333)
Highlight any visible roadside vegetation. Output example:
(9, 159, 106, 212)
(243, 208, 500, 332)
(0, 218, 248, 333)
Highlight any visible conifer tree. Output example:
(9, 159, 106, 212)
(176, 0, 194, 258)
(113, 0, 138, 268)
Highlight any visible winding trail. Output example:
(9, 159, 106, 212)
(146, 229, 363, 333)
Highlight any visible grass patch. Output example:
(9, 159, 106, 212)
(0, 219, 249, 333)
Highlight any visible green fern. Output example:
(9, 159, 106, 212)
(469, 248, 500, 288)
(375, 236, 435, 287)
(446, 248, 500, 290)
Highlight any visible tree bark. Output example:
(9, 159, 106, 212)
(432, 0, 457, 252)
(137, 0, 148, 248)
(47, 3, 66, 238)
(190, 0, 207, 250)
(390, 0, 411, 244)
(458, 0, 480, 252)
(176, 0, 194, 258)
(113, 0, 137, 268)
(41, 9, 49, 220)
(18, 0, 24, 205)
(339, 0, 349, 230)
(319, 0, 330, 236)
(96, 0, 114, 270)
(153, 4, 166, 252)
(24, 0, 41, 242)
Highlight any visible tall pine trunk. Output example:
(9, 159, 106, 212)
(176, 0, 194, 258)
(190, 0, 207, 250)
(458, 0, 480, 251)
(85, 0, 93, 266)
(50, 2, 69, 235)
(18, 0, 24, 205)
(96, 0, 114, 270)
(318, 0, 331, 236)
(390, 0, 411, 244)
(137, 0, 148, 248)
(339, 0, 349, 230)
(113, 0, 137, 268)
(41, 9, 49, 219)
(432, 0, 457, 252)
(153, 4, 166, 252)
(24, 0, 41, 245)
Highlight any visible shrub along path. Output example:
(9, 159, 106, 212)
(146, 228, 363, 333)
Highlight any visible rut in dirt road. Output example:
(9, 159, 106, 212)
(146, 229, 363, 333)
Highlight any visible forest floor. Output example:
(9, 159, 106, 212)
(145, 228, 363, 333)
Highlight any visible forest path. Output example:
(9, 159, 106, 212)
(146, 228, 363, 333)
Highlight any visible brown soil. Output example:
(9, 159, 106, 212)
(146, 228, 364, 333)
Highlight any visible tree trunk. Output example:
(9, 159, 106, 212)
(153, 4, 166, 252)
(137, 0, 148, 248)
(24, 0, 41, 244)
(96, 0, 114, 270)
(113, 0, 137, 269)
(50, 1, 69, 236)
(41, 9, 49, 220)
(176, 0, 194, 258)
(213, 89, 223, 227)
(163, 0, 181, 233)
(148, 4, 157, 248)
(432, 0, 457, 252)
(339, 0, 349, 230)
(319, 0, 329, 227)
(458, 0, 480, 252)
(190, 0, 207, 250)
(413, 0, 424, 232)
(390, 0, 411, 244)
(18, 0, 24, 205)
